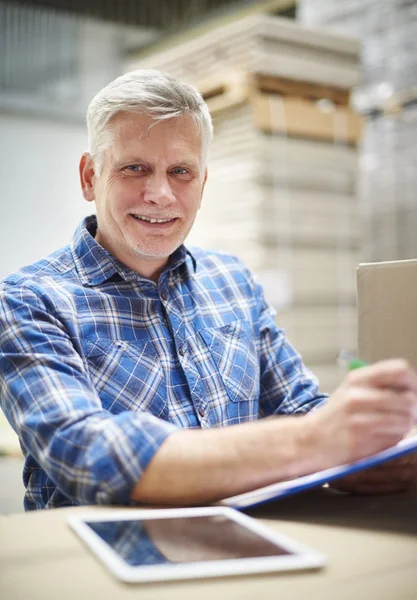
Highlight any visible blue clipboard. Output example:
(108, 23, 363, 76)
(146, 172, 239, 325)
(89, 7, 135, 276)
(219, 434, 417, 510)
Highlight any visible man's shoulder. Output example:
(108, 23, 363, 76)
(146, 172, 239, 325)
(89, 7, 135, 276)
(187, 246, 259, 297)
(189, 246, 251, 275)
(0, 244, 77, 291)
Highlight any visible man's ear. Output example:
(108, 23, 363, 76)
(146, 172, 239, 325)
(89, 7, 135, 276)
(199, 168, 208, 208)
(79, 153, 96, 202)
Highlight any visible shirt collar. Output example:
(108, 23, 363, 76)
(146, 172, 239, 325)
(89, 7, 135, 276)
(71, 215, 196, 286)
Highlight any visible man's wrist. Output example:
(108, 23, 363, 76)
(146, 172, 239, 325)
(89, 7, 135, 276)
(287, 412, 326, 478)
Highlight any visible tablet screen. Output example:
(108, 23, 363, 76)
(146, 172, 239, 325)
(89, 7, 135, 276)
(85, 514, 291, 567)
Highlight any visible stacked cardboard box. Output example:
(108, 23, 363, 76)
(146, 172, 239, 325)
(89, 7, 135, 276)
(129, 15, 360, 89)
(128, 15, 362, 393)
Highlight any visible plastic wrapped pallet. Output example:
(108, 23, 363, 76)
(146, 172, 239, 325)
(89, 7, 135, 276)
(299, 0, 417, 266)
(297, 0, 368, 38)
(359, 106, 417, 262)
(299, 0, 417, 95)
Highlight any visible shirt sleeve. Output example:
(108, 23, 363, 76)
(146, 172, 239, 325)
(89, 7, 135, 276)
(254, 280, 329, 417)
(0, 282, 178, 507)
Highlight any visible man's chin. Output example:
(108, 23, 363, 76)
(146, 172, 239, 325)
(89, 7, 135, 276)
(127, 231, 186, 261)
(132, 245, 178, 261)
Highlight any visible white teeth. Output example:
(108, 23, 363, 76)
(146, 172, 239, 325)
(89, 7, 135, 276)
(133, 215, 172, 224)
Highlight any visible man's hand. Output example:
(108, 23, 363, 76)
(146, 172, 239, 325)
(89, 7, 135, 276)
(331, 426, 417, 495)
(330, 452, 417, 494)
(305, 359, 417, 471)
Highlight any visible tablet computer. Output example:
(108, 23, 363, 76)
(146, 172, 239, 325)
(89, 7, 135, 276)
(68, 506, 325, 583)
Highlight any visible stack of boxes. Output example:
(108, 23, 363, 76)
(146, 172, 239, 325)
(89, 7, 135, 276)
(299, 0, 417, 263)
(128, 14, 362, 392)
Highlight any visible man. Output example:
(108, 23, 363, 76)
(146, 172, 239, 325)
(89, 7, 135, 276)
(0, 70, 416, 510)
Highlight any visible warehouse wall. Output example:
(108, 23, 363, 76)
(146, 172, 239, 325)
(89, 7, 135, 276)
(0, 113, 89, 279)
(0, 2, 156, 279)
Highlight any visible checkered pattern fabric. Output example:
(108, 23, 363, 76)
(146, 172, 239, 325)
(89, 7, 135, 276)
(0, 216, 327, 510)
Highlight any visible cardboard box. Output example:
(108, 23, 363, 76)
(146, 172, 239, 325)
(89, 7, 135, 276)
(253, 94, 362, 145)
(357, 259, 417, 368)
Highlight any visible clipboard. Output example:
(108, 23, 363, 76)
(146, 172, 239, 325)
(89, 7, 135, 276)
(219, 434, 417, 510)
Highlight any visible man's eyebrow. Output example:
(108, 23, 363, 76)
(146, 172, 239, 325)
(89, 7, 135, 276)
(172, 160, 200, 170)
(113, 157, 200, 170)
(113, 156, 150, 167)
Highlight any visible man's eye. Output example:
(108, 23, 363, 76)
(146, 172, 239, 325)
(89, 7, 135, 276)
(172, 167, 188, 174)
(126, 165, 144, 172)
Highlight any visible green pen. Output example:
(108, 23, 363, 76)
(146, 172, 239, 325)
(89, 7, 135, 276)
(337, 350, 368, 371)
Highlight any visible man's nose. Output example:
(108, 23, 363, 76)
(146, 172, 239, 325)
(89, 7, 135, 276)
(143, 175, 176, 208)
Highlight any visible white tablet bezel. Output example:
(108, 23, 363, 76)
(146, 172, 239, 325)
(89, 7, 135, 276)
(68, 506, 325, 583)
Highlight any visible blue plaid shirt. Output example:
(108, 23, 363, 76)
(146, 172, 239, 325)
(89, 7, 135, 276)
(0, 216, 327, 510)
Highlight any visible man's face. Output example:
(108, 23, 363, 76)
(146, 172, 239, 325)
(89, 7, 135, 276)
(80, 112, 207, 280)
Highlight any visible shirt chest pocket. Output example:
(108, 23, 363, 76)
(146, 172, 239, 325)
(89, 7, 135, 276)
(82, 337, 168, 418)
(198, 320, 260, 404)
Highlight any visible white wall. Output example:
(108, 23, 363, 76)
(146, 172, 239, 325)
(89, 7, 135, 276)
(0, 113, 90, 278)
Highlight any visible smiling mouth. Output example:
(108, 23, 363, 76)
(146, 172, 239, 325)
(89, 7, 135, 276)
(131, 215, 177, 224)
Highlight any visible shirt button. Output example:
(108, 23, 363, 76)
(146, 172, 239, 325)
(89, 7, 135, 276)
(198, 406, 205, 417)
(161, 291, 168, 302)
(178, 345, 186, 357)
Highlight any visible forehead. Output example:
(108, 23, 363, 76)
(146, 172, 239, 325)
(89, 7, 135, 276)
(109, 112, 202, 158)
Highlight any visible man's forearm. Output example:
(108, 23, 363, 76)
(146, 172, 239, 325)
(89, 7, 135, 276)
(130, 416, 315, 505)
(131, 359, 417, 505)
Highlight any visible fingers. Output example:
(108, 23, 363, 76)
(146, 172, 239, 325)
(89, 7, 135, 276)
(332, 479, 410, 495)
(322, 382, 417, 464)
(375, 453, 417, 468)
(342, 388, 417, 441)
(347, 359, 417, 392)
(341, 362, 417, 431)
(313, 362, 417, 469)
(331, 459, 417, 495)
(344, 387, 417, 417)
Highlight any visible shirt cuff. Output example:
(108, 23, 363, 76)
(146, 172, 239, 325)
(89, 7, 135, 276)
(87, 412, 179, 506)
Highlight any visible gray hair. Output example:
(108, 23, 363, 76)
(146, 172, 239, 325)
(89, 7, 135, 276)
(86, 69, 213, 174)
